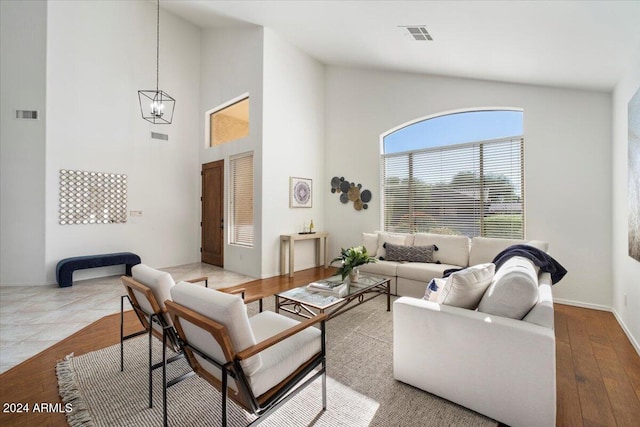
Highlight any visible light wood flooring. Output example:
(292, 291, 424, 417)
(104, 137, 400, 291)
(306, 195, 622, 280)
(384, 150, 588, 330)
(1, 267, 639, 426)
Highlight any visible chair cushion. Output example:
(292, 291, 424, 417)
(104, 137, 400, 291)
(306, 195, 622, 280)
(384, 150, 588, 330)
(436, 263, 495, 309)
(247, 311, 322, 397)
(478, 256, 539, 320)
(131, 264, 175, 326)
(170, 282, 262, 376)
(413, 233, 470, 267)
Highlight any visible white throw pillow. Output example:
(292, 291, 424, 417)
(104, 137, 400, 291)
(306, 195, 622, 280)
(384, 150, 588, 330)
(437, 263, 496, 309)
(362, 232, 380, 258)
(478, 256, 539, 320)
(376, 232, 408, 259)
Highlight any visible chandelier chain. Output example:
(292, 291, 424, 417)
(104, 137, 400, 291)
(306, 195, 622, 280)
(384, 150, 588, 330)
(156, 0, 160, 92)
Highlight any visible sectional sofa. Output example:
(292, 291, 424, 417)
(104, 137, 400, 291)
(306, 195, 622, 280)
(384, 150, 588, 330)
(357, 231, 548, 298)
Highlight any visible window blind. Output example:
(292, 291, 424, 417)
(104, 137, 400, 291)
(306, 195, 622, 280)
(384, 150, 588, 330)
(382, 136, 524, 239)
(229, 152, 254, 247)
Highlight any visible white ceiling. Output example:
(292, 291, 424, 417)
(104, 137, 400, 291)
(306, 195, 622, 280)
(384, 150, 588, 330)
(162, 0, 640, 92)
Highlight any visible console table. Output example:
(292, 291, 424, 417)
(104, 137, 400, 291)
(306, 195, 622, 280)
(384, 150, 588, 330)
(280, 232, 329, 277)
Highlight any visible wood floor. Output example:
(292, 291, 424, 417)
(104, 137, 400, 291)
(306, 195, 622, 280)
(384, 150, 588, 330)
(1, 267, 639, 427)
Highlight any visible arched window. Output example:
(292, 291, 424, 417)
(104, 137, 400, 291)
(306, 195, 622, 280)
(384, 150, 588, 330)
(381, 109, 524, 238)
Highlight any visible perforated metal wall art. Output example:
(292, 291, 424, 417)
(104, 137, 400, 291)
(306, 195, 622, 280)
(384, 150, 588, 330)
(59, 169, 127, 225)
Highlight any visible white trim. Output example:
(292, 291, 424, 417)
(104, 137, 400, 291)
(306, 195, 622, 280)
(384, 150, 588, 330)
(554, 298, 611, 312)
(612, 308, 640, 356)
(203, 92, 250, 148)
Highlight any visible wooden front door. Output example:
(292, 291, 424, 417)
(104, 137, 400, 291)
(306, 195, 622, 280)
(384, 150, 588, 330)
(202, 160, 224, 266)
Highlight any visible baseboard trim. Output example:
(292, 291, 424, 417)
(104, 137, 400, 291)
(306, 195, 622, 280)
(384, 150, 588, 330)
(611, 308, 640, 356)
(554, 298, 611, 312)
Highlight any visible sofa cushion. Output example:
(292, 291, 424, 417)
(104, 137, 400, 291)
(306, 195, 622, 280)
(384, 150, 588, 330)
(358, 260, 401, 277)
(362, 233, 380, 257)
(396, 262, 459, 283)
(436, 263, 495, 309)
(376, 232, 412, 259)
(384, 243, 438, 263)
(469, 237, 549, 266)
(478, 256, 539, 320)
(413, 233, 470, 267)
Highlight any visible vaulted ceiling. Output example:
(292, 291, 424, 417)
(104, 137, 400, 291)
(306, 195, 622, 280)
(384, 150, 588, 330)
(163, 0, 640, 92)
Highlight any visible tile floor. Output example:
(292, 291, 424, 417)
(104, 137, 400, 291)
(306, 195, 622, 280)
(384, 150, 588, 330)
(0, 262, 254, 373)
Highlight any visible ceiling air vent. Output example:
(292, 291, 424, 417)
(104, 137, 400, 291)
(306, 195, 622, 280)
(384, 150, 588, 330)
(400, 25, 433, 41)
(16, 110, 39, 120)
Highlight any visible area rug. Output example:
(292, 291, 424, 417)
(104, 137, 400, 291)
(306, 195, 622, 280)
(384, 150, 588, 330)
(57, 296, 496, 426)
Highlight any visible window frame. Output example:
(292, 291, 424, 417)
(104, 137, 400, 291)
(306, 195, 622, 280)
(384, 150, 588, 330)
(228, 151, 254, 248)
(205, 93, 250, 148)
(380, 110, 525, 239)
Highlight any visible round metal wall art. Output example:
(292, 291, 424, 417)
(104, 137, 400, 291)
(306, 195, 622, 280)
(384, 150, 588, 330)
(330, 176, 372, 211)
(59, 169, 127, 225)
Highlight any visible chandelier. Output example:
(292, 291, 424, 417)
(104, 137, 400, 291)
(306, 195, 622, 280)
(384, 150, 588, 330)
(138, 0, 175, 124)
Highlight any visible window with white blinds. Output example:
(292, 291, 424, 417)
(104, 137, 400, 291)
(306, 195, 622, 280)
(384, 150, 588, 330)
(382, 136, 524, 238)
(229, 152, 254, 247)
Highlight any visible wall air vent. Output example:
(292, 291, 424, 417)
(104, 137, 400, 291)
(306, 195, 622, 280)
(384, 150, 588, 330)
(151, 132, 169, 141)
(400, 25, 433, 41)
(16, 110, 39, 120)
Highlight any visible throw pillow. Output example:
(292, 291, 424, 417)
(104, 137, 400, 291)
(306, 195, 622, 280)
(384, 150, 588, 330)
(423, 278, 444, 302)
(436, 263, 496, 309)
(376, 233, 407, 259)
(384, 243, 438, 263)
(478, 256, 539, 320)
(362, 232, 379, 258)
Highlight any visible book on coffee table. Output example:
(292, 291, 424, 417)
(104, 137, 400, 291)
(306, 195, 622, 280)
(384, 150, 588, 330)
(307, 279, 348, 297)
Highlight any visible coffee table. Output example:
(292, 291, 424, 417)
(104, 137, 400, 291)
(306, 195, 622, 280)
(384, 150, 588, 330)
(275, 274, 390, 320)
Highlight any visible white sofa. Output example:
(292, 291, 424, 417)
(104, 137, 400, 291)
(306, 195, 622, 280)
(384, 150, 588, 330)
(365, 232, 557, 426)
(393, 274, 556, 427)
(358, 231, 548, 298)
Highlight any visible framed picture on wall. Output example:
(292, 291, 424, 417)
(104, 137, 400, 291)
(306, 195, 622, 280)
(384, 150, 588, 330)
(290, 177, 312, 208)
(629, 87, 640, 262)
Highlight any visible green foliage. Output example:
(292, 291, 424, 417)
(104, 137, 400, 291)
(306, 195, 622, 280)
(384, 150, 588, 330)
(330, 245, 377, 280)
(483, 215, 523, 238)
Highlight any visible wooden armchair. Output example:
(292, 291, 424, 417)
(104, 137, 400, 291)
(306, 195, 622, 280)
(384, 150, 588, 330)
(163, 282, 327, 427)
(120, 264, 208, 408)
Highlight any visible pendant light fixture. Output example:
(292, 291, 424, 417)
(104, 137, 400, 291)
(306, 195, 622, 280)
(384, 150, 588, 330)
(138, 0, 175, 124)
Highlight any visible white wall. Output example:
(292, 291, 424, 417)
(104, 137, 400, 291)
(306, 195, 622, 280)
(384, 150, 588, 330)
(325, 67, 612, 308)
(612, 51, 640, 351)
(199, 26, 264, 278)
(0, 0, 47, 285)
(44, 0, 201, 284)
(262, 29, 325, 277)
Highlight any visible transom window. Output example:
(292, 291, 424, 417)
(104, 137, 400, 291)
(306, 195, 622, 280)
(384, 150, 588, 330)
(209, 95, 249, 147)
(381, 110, 524, 239)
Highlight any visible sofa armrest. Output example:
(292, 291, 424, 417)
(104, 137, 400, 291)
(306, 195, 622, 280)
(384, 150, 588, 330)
(393, 297, 556, 427)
